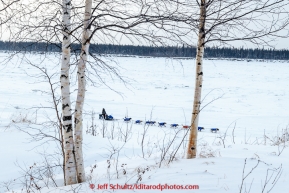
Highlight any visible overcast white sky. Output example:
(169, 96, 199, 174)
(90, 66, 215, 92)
(0, 0, 288, 50)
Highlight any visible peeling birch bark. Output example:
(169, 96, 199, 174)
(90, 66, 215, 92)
(187, 0, 206, 159)
(74, 0, 92, 183)
(60, 0, 77, 185)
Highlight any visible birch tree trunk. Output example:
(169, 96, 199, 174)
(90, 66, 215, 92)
(61, 0, 77, 185)
(186, 0, 206, 159)
(74, 0, 92, 183)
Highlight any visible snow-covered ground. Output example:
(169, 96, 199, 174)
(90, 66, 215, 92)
(0, 53, 289, 192)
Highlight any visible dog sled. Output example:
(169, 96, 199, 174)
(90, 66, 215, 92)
(99, 108, 114, 121)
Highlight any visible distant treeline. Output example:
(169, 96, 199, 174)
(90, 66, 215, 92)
(0, 41, 289, 60)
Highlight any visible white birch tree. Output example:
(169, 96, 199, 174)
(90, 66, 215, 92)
(60, 0, 77, 185)
(186, 0, 206, 159)
(74, 0, 92, 183)
(186, 0, 289, 159)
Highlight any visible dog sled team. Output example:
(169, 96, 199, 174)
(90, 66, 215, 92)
(99, 108, 219, 133)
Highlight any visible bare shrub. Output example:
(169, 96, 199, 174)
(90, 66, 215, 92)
(10, 111, 36, 124)
(239, 158, 282, 193)
(198, 142, 220, 158)
(264, 127, 289, 156)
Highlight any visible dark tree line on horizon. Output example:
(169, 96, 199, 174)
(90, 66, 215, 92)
(0, 41, 288, 60)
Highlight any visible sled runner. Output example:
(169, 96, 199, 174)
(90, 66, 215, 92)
(105, 115, 114, 120)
